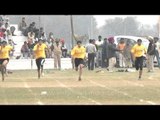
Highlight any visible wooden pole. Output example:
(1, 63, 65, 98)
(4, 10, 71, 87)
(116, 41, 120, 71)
(70, 15, 74, 48)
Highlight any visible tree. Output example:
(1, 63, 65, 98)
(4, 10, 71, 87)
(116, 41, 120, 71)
(99, 17, 140, 37)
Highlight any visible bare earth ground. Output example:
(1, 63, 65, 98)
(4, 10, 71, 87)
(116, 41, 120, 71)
(0, 68, 160, 105)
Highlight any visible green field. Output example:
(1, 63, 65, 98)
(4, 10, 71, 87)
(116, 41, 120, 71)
(0, 68, 160, 105)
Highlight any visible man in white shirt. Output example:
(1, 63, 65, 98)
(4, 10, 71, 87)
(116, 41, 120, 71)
(95, 35, 103, 68)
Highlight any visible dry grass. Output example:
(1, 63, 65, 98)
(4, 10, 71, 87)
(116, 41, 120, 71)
(0, 68, 160, 105)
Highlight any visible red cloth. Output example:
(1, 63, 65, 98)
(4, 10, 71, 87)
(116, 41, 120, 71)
(60, 38, 65, 44)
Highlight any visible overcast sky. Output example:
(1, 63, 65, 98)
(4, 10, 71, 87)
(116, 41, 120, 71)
(94, 15, 159, 28)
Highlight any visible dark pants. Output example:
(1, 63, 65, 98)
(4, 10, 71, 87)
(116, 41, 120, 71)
(102, 54, 109, 68)
(36, 58, 45, 70)
(62, 49, 67, 58)
(88, 53, 95, 70)
(135, 56, 144, 70)
(154, 50, 160, 67)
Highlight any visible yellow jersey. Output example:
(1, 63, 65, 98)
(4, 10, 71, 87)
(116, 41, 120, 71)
(71, 45, 86, 59)
(0, 45, 13, 59)
(33, 43, 47, 59)
(131, 44, 147, 57)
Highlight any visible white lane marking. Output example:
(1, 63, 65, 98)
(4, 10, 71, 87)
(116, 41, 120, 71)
(23, 82, 44, 105)
(146, 101, 156, 105)
(55, 80, 102, 105)
(89, 80, 156, 105)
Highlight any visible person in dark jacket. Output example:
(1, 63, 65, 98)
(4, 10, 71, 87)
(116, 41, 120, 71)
(107, 37, 121, 72)
(147, 37, 156, 72)
(101, 38, 109, 68)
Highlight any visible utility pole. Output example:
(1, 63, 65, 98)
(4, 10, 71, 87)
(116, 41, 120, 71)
(90, 16, 93, 39)
(158, 16, 160, 38)
(141, 24, 144, 36)
(123, 20, 126, 35)
(39, 15, 41, 28)
(70, 15, 74, 48)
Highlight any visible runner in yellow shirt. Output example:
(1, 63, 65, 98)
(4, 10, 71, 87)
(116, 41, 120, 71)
(131, 39, 147, 80)
(71, 40, 86, 81)
(0, 41, 14, 81)
(33, 39, 47, 79)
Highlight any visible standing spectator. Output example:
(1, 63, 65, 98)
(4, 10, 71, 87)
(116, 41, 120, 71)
(131, 39, 147, 80)
(117, 38, 126, 68)
(147, 37, 156, 72)
(33, 39, 48, 79)
(92, 39, 98, 67)
(107, 37, 121, 72)
(101, 38, 109, 68)
(53, 38, 62, 70)
(123, 40, 132, 71)
(49, 38, 54, 58)
(95, 35, 103, 67)
(71, 40, 86, 81)
(86, 39, 96, 70)
(154, 37, 160, 68)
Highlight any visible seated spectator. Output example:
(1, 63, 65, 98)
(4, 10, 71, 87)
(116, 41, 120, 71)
(2, 21, 10, 31)
(40, 32, 47, 41)
(47, 32, 54, 44)
(0, 27, 6, 39)
(28, 31, 35, 45)
(10, 26, 16, 36)
(21, 41, 30, 59)
(5, 18, 10, 24)
(38, 27, 45, 39)
(19, 17, 27, 35)
(5, 29, 12, 41)
(8, 39, 15, 58)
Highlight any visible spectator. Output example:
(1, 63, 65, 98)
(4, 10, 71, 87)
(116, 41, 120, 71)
(61, 39, 67, 58)
(117, 38, 126, 68)
(28, 31, 35, 46)
(19, 17, 27, 35)
(95, 35, 103, 68)
(21, 41, 30, 59)
(86, 39, 96, 70)
(123, 40, 132, 71)
(107, 37, 121, 72)
(53, 38, 62, 70)
(147, 37, 155, 72)
(154, 37, 160, 68)
(102, 38, 109, 68)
